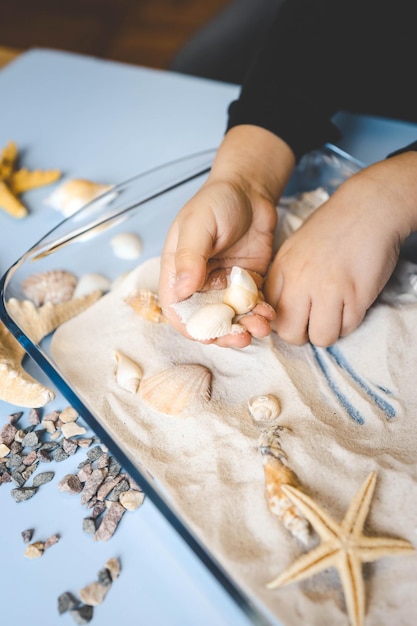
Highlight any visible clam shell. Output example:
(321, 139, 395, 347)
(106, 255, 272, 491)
(73, 273, 111, 298)
(21, 270, 77, 306)
(110, 232, 142, 260)
(139, 363, 212, 416)
(113, 350, 143, 394)
(44, 178, 115, 217)
(125, 289, 166, 323)
(223, 266, 259, 314)
(185, 302, 235, 340)
(248, 394, 281, 424)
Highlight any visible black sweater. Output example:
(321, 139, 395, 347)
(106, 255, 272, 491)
(227, 0, 417, 160)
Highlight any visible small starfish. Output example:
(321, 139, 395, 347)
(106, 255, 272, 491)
(0, 141, 61, 218)
(267, 471, 415, 626)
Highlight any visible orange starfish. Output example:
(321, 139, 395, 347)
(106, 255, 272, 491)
(0, 141, 61, 218)
(267, 471, 415, 626)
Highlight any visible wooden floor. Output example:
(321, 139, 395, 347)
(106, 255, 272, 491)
(0, 0, 232, 70)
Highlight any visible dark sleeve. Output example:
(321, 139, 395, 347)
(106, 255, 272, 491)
(227, 0, 344, 160)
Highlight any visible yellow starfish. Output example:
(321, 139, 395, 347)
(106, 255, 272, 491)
(0, 141, 61, 218)
(267, 471, 415, 626)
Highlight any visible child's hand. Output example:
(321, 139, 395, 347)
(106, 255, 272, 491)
(264, 152, 417, 347)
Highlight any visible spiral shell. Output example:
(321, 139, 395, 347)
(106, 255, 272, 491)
(223, 266, 259, 314)
(113, 350, 143, 394)
(263, 456, 310, 545)
(139, 363, 212, 416)
(125, 289, 166, 323)
(248, 394, 281, 424)
(185, 302, 235, 341)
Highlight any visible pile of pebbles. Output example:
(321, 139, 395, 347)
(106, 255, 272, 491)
(58, 557, 121, 625)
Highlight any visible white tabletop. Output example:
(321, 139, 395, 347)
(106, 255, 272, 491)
(1, 49, 416, 626)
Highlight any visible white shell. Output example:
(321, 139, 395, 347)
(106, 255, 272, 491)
(73, 273, 111, 298)
(139, 363, 212, 416)
(248, 394, 281, 423)
(44, 179, 115, 217)
(110, 232, 143, 260)
(223, 266, 259, 314)
(113, 350, 143, 394)
(186, 302, 235, 340)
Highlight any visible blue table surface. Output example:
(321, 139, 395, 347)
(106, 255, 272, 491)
(0, 49, 416, 626)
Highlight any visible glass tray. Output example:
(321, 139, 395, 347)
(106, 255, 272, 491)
(0, 144, 364, 626)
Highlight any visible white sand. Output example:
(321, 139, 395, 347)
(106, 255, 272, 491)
(50, 252, 417, 626)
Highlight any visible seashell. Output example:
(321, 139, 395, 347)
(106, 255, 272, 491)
(125, 289, 166, 323)
(263, 456, 310, 545)
(73, 273, 111, 298)
(185, 302, 235, 340)
(113, 350, 143, 394)
(44, 178, 115, 217)
(248, 394, 281, 424)
(139, 363, 212, 416)
(110, 232, 142, 260)
(223, 266, 259, 314)
(258, 426, 287, 461)
(21, 270, 77, 306)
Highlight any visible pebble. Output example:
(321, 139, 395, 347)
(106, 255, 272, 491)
(44, 533, 60, 550)
(32, 471, 55, 487)
(58, 474, 83, 494)
(25, 541, 45, 559)
(79, 581, 110, 606)
(8, 411, 23, 424)
(119, 489, 145, 511)
(105, 557, 121, 581)
(0, 443, 10, 458)
(21, 431, 41, 448)
(69, 605, 94, 625)
(86, 445, 103, 462)
(61, 422, 86, 438)
(28, 408, 41, 425)
(53, 447, 69, 463)
(62, 438, 78, 455)
(0, 423, 17, 446)
(57, 591, 79, 614)
(59, 407, 79, 423)
(21, 528, 34, 543)
(82, 517, 96, 534)
(81, 469, 106, 505)
(97, 567, 112, 587)
(94, 502, 125, 542)
(11, 487, 38, 502)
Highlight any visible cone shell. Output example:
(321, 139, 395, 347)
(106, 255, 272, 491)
(125, 289, 166, 323)
(21, 270, 77, 306)
(248, 394, 281, 424)
(185, 302, 235, 340)
(113, 350, 143, 394)
(223, 266, 259, 314)
(139, 363, 212, 416)
(263, 456, 310, 544)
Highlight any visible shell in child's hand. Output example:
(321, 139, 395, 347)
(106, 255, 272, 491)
(223, 266, 260, 315)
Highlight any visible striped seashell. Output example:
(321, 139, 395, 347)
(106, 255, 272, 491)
(125, 289, 166, 323)
(21, 270, 77, 306)
(185, 302, 235, 340)
(139, 363, 212, 416)
(263, 456, 310, 545)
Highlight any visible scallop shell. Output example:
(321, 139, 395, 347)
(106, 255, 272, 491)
(113, 350, 143, 394)
(44, 178, 115, 217)
(139, 363, 212, 416)
(73, 273, 111, 298)
(110, 232, 142, 260)
(185, 302, 235, 340)
(223, 266, 259, 314)
(248, 394, 281, 424)
(263, 455, 310, 545)
(21, 270, 77, 306)
(125, 289, 166, 323)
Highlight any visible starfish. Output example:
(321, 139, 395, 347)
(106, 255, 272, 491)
(0, 141, 61, 218)
(0, 291, 101, 407)
(267, 471, 415, 626)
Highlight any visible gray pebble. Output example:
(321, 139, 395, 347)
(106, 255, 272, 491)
(82, 517, 96, 535)
(86, 446, 103, 462)
(21, 431, 41, 448)
(69, 604, 94, 624)
(57, 591, 80, 614)
(53, 447, 69, 463)
(11, 487, 38, 503)
(97, 568, 112, 587)
(32, 471, 55, 487)
(107, 478, 130, 502)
